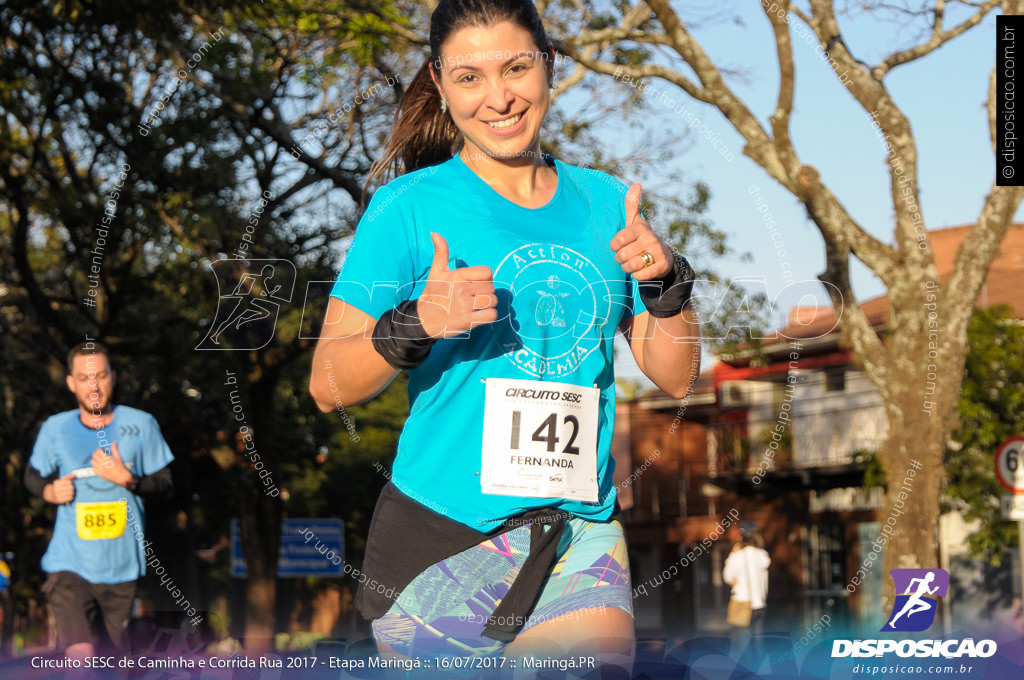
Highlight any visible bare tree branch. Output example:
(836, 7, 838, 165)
(946, 20, 1024, 341)
(798, 166, 890, 363)
(764, 1, 797, 171)
(562, 0, 898, 283)
(549, 53, 593, 105)
(819, 236, 891, 386)
(875, 0, 999, 77)
(805, 0, 929, 273)
(552, 47, 713, 104)
(197, 75, 365, 203)
(945, 184, 1024, 338)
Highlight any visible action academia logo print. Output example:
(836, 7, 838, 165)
(490, 244, 611, 379)
(881, 568, 949, 632)
(197, 259, 296, 350)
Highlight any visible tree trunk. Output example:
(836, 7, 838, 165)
(523, 0, 1024, 631)
(875, 327, 964, 619)
(0, 456, 24, 657)
(242, 567, 277, 653)
(877, 413, 943, 613)
(239, 374, 282, 654)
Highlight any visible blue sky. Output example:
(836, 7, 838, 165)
(615, 7, 1009, 315)
(322, 6, 1009, 383)
(601, 4, 1015, 379)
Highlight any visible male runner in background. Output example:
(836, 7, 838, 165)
(24, 340, 174, 668)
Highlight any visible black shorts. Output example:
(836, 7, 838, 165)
(42, 571, 136, 652)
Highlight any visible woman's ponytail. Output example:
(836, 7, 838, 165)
(365, 60, 460, 192)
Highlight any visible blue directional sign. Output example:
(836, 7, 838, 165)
(230, 519, 343, 577)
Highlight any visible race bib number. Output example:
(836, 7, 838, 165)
(481, 378, 600, 501)
(75, 501, 127, 540)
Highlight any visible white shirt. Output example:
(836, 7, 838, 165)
(723, 545, 771, 609)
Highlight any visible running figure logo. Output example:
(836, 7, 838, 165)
(197, 259, 296, 350)
(881, 568, 949, 632)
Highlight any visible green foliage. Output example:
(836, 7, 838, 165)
(944, 305, 1024, 565)
(275, 630, 327, 652)
(278, 368, 409, 564)
(854, 449, 887, 492)
(0, 0, 413, 648)
(615, 378, 645, 400)
(0, 0, 766, 647)
(756, 416, 792, 467)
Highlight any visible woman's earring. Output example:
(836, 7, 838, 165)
(550, 80, 559, 90)
(441, 98, 448, 113)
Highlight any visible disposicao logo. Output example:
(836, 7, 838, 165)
(881, 568, 948, 632)
(832, 567, 997, 660)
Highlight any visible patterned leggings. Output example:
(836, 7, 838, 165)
(372, 517, 633, 657)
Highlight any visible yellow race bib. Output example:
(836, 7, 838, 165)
(75, 501, 127, 540)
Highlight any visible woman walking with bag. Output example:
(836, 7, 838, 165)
(724, 521, 771, 646)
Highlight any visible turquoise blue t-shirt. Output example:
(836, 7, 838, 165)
(29, 406, 175, 584)
(331, 155, 647, 531)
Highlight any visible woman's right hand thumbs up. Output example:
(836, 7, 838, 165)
(418, 232, 499, 338)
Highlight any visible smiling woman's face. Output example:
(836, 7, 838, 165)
(434, 20, 551, 163)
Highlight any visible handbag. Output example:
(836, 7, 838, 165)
(726, 546, 758, 627)
(727, 596, 753, 627)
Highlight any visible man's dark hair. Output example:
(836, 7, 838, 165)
(66, 340, 113, 375)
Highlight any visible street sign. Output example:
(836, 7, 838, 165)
(1002, 495, 1024, 521)
(995, 436, 1024, 493)
(230, 518, 343, 578)
(997, 436, 1024, 638)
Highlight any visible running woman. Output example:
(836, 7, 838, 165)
(24, 341, 174, 671)
(310, 0, 700, 671)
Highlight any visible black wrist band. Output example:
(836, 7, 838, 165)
(638, 252, 695, 318)
(371, 300, 437, 370)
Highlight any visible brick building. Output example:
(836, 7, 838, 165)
(618, 224, 1024, 637)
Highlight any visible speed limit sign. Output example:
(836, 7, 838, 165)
(995, 436, 1024, 492)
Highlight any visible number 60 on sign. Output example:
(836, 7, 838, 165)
(995, 435, 1024, 493)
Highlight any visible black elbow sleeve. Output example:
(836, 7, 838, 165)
(25, 465, 54, 498)
(135, 466, 173, 500)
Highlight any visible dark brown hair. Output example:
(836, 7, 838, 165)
(366, 0, 552, 190)
(739, 532, 765, 549)
(67, 340, 112, 375)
